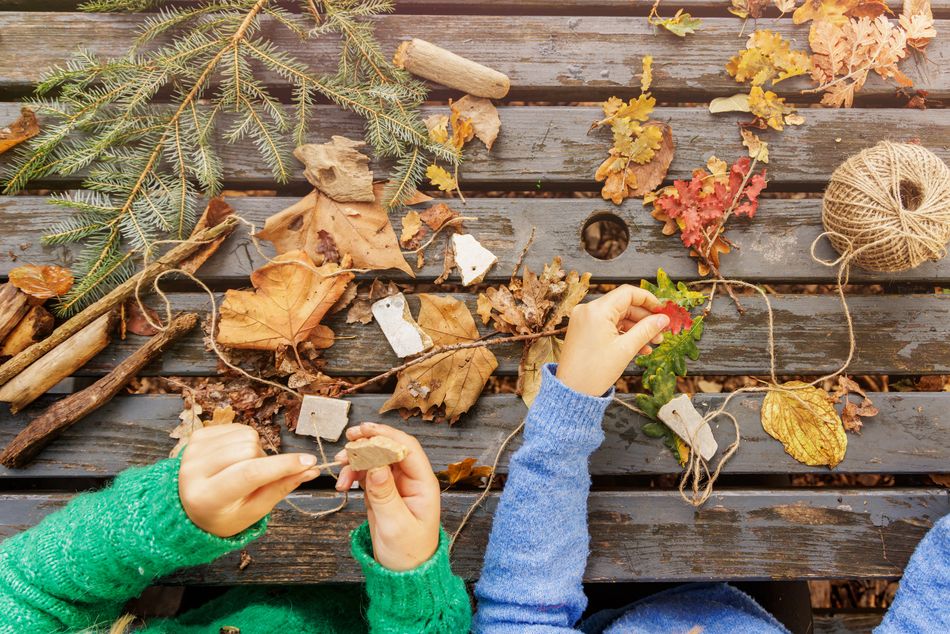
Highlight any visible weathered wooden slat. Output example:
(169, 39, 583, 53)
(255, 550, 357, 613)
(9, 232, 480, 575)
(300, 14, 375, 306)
(64, 292, 950, 376)
(814, 612, 885, 634)
(0, 488, 943, 582)
(4, 195, 950, 285)
(0, 392, 947, 478)
(1, 104, 945, 189)
(0, 14, 946, 101)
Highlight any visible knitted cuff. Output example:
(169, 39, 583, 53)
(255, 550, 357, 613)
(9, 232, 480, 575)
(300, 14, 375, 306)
(351, 522, 463, 617)
(111, 458, 267, 576)
(524, 363, 612, 452)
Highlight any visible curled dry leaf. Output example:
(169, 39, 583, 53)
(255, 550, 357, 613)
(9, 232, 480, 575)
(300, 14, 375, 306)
(436, 457, 494, 488)
(0, 107, 40, 155)
(178, 197, 236, 275)
(293, 135, 375, 203)
(8, 264, 74, 300)
(380, 294, 498, 424)
(217, 250, 353, 351)
(257, 184, 413, 275)
(451, 95, 501, 150)
(900, 0, 936, 50)
(709, 93, 752, 114)
(169, 404, 203, 457)
(830, 375, 878, 433)
(123, 300, 163, 337)
(761, 381, 847, 467)
(730, 0, 771, 19)
(520, 335, 563, 406)
(346, 279, 400, 325)
(641, 55, 654, 92)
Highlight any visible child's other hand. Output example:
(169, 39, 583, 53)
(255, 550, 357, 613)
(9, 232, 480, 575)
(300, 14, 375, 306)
(179, 424, 320, 537)
(335, 423, 440, 572)
(556, 285, 670, 397)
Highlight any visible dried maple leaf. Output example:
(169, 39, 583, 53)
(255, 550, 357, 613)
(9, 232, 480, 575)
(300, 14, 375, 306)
(761, 381, 847, 467)
(0, 107, 39, 155)
(451, 95, 501, 150)
(9, 264, 73, 300)
(380, 294, 498, 423)
(427, 165, 458, 194)
(436, 457, 494, 488)
(257, 184, 414, 275)
(740, 129, 770, 163)
(217, 250, 353, 351)
(727, 30, 811, 87)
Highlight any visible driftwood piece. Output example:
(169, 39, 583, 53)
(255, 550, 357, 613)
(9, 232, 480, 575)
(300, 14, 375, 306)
(0, 284, 30, 342)
(0, 312, 199, 468)
(0, 305, 54, 358)
(393, 38, 510, 99)
(345, 436, 409, 471)
(0, 311, 115, 413)
(293, 136, 374, 202)
(0, 216, 237, 388)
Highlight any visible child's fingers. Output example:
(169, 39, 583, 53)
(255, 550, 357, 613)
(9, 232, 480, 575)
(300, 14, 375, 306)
(335, 465, 357, 491)
(190, 423, 256, 445)
(195, 439, 266, 476)
(346, 423, 433, 481)
(619, 314, 670, 357)
(240, 468, 320, 521)
(363, 465, 412, 523)
(596, 285, 662, 318)
(213, 453, 319, 500)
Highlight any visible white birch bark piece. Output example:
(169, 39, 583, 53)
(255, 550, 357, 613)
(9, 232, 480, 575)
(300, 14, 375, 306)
(371, 293, 433, 358)
(295, 394, 351, 442)
(345, 436, 409, 471)
(657, 394, 718, 461)
(452, 233, 497, 285)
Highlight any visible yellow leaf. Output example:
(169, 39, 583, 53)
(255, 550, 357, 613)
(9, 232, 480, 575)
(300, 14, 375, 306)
(748, 86, 795, 131)
(727, 30, 811, 87)
(640, 55, 654, 93)
(761, 381, 847, 467)
(709, 93, 752, 114)
(424, 114, 449, 145)
(740, 129, 770, 163)
(427, 164, 458, 193)
(628, 124, 664, 164)
(449, 107, 475, 151)
(793, 0, 888, 25)
(520, 336, 563, 406)
(436, 457, 493, 487)
(400, 209, 423, 247)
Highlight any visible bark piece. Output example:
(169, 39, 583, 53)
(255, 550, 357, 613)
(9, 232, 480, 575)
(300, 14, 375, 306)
(0, 217, 237, 388)
(294, 136, 374, 203)
(658, 393, 718, 461)
(0, 312, 199, 468)
(452, 233, 498, 285)
(393, 38, 510, 99)
(295, 394, 350, 442)
(372, 293, 433, 358)
(0, 311, 116, 413)
(0, 305, 54, 358)
(345, 436, 409, 471)
(0, 284, 30, 342)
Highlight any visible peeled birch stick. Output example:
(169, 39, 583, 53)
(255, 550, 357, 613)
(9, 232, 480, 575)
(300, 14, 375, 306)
(0, 284, 30, 342)
(0, 311, 116, 413)
(393, 38, 510, 99)
(0, 312, 199, 468)
(0, 215, 238, 388)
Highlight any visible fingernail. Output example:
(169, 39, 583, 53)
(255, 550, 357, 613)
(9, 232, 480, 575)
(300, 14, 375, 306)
(361, 421, 378, 429)
(335, 480, 347, 491)
(333, 449, 346, 462)
(656, 314, 670, 328)
(368, 467, 389, 486)
(299, 454, 317, 467)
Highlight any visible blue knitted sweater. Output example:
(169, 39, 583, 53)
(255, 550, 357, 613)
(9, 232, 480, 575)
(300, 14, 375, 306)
(473, 364, 950, 634)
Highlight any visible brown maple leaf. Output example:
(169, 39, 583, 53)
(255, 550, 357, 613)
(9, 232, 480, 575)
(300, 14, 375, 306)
(217, 250, 353, 351)
(380, 294, 498, 424)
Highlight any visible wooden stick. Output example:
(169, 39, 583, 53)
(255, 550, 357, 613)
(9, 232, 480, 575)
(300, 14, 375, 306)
(0, 305, 54, 358)
(0, 311, 116, 413)
(393, 38, 510, 99)
(0, 312, 199, 468)
(0, 284, 29, 342)
(0, 216, 238, 388)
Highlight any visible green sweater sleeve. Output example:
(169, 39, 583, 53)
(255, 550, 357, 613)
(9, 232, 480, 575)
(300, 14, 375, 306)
(0, 458, 265, 633)
(351, 522, 471, 633)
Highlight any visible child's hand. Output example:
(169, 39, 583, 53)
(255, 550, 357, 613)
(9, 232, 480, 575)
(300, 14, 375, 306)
(335, 423, 440, 571)
(556, 285, 670, 397)
(179, 424, 320, 537)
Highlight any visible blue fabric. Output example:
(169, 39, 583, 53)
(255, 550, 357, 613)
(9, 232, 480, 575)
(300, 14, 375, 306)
(473, 363, 950, 634)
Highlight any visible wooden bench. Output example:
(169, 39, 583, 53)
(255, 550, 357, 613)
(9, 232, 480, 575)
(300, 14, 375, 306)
(0, 1, 948, 631)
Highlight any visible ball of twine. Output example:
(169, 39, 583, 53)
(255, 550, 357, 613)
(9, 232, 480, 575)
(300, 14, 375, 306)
(822, 141, 950, 272)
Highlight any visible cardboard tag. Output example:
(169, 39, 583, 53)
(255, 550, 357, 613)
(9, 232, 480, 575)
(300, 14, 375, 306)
(371, 292, 433, 358)
(295, 394, 350, 442)
(658, 394, 718, 461)
(452, 233, 497, 285)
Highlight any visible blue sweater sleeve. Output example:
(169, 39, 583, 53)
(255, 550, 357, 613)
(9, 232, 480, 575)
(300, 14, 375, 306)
(875, 512, 950, 633)
(473, 364, 612, 633)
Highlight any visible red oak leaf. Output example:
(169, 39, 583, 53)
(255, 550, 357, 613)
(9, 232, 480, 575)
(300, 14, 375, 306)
(652, 300, 693, 335)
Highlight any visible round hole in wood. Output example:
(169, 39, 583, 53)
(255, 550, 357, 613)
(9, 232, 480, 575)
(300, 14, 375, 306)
(581, 212, 630, 260)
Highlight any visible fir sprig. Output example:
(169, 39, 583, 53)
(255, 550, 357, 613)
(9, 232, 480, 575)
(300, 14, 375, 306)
(4, 0, 455, 315)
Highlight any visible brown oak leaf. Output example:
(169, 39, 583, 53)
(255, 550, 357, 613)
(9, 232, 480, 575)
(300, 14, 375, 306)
(436, 457, 494, 488)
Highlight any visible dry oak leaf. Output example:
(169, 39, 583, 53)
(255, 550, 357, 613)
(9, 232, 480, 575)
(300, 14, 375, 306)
(0, 107, 40, 155)
(748, 86, 797, 130)
(8, 264, 73, 300)
(520, 335, 563, 406)
(217, 250, 353, 351)
(436, 457, 494, 488)
(740, 129, 770, 163)
(641, 55, 654, 93)
(400, 210, 424, 248)
(257, 184, 414, 275)
(451, 95, 501, 150)
(427, 165, 458, 194)
(727, 30, 811, 87)
(380, 294, 498, 424)
(730, 0, 771, 19)
(793, 0, 889, 25)
(900, 0, 936, 50)
(761, 381, 847, 467)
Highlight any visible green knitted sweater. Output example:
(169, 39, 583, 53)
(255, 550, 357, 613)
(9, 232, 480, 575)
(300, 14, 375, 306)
(0, 458, 471, 633)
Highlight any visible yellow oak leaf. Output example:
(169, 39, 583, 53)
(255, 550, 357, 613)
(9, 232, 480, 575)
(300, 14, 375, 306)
(641, 55, 654, 92)
(793, 0, 889, 25)
(400, 209, 423, 247)
(740, 129, 770, 163)
(761, 381, 847, 467)
(217, 250, 353, 351)
(748, 86, 795, 130)
(649, 8, 702, 37)
(427, 164, 458, 194)
(424, 114, 450, 145)
(730, 0, 770, 19)
(449, 107, 475, 151)
(727, 30, 811, 87)
(380, 294, 498, 424)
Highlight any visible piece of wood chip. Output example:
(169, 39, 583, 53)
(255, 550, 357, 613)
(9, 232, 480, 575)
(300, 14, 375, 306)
(294, 136, 374, 203)
(345, 435, 409, 471)
(452, 233, 497, 285)
(658, 393, 718, 461)
(371, 292, 433, 358)
(295, 394, 351, 442)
